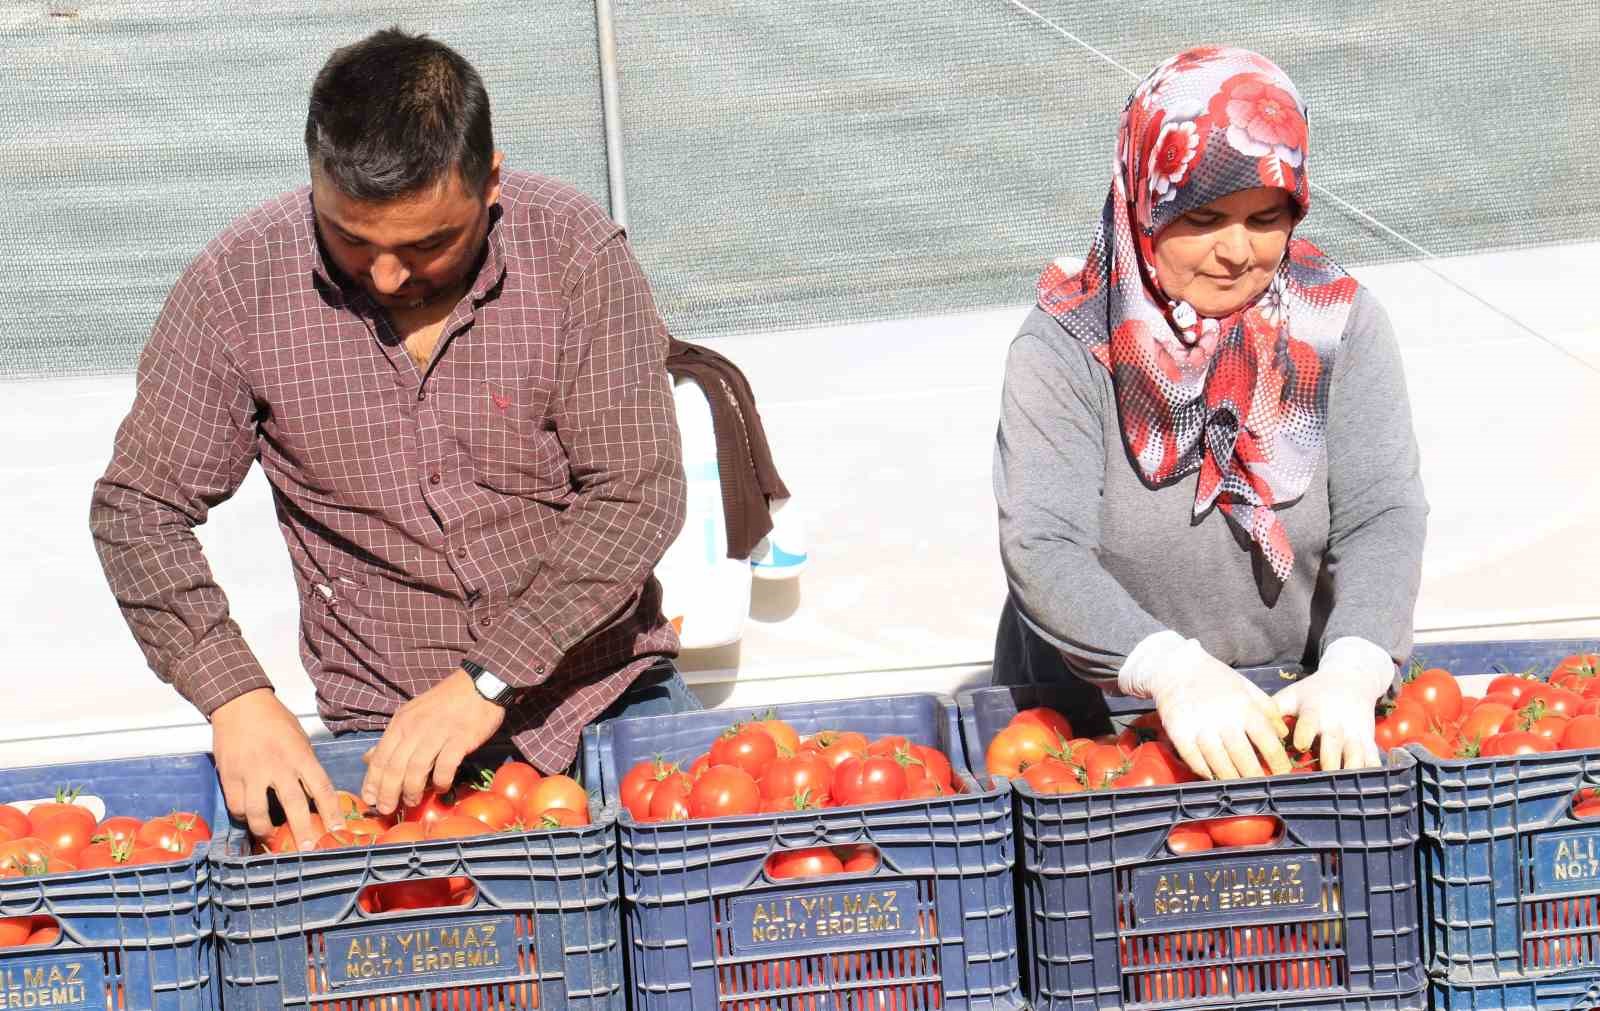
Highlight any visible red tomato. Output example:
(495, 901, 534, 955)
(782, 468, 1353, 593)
(834, 845, 880, 873)
(258, 824, 300, 854)
(521, 775, 589, 821)
(77, 839, 164, 869)
(903, 779, 948, 800)
(985, 723, 1058, 778)
(621, 759, 685, 820)
(1412, 732, 1456, 759)
(749, 714, 802, 756)
(427, 815, 490, 840)
(376, 822, 427, 846)
(1109, 754, 1176, 790)
(1554, 653, 1600, 681)
(910, 745, 954, 790)
(1081, 743, 1130, 789)
(1460, 702, 1515, 744)
(1011, 707, 1073, 740)
(761, 789, 827, 813)
(801, 731, 870, 771)
(31, 811, 94, 861)
(1207, 816, 1279, 848)
(1575, 789, 1600, 820)
(0, 917, 29, 947)
(481, 761, 542, 807)
(400, 787, 455, 829)
(25, 918, 59, 946)
(26, 794, 96, 842)
(1400, 668, 1463, 723)
(0, 806, 28, 839)
(374, 877, 452, 911)
(315, 829, 366, 850)
(710, 727, 779, 778)
(689, 766, 762, 818)
(867, 736, 913, 758)
(1487, 674, 1540, 704)
(138, 812, 210, 852)
(645, 773, 694, 822)
(1167, 825, 1214, 853)
(1563, 715, 1600, 751)
(1131, 740, 1195, 783)
(832, 757, 908, 807)
(1480, 731, 1554, 757)
(1115, 712, 1167, 752)
(1380, 699, 1429, 745)
(91, 816, 143, 847)
(765, 847, 845, 880)
(532, 807, 590, 828)
(688, 753, 713, 779)
(758, 752, 834, 807)
(453, 792, 517, 831)
(1021, 758, 1083, 794)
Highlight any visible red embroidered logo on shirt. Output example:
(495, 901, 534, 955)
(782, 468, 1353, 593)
(490, 392, 511, 412)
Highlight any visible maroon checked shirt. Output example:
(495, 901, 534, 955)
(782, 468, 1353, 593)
(91, 172, 686, 771)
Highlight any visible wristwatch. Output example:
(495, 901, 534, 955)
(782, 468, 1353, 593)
(461, 660, 515, 706)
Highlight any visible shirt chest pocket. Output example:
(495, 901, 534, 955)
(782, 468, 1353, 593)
(468, 380, 569, 496)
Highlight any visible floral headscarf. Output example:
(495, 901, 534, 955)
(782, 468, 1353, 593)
(1037, 45, 1359, 583)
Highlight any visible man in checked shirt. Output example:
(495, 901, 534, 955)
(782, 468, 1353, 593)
(90, 29, 697, 849)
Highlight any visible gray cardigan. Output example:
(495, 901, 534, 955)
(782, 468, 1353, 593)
(994, 287, 1427, 687)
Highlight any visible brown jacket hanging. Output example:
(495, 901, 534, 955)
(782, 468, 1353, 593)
(666, 337, 791, 559)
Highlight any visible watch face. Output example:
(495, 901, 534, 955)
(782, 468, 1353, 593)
(474, 670, 510, 703)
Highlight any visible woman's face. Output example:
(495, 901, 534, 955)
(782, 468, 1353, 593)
(1150, 187, 1295, 317)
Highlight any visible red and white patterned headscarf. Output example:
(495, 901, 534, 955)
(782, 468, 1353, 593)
(1037, 45, 1359, 582)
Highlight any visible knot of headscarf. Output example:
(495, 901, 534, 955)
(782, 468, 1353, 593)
(1037, 45, 1360, 582)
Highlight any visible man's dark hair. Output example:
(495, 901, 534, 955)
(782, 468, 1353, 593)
(305, 28, 494, 201)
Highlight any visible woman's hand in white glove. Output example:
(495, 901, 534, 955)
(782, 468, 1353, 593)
(1120, 633, 1292, 780)
(1272, 637, 1397, 771)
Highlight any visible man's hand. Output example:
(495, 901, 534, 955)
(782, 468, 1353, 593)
(360, 668, 507, 816)
(212, 687, 342, 851)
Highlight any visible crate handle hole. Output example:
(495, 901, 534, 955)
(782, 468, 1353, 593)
(764, 844, 879, 881)
(0, 915, 57, 948)
(357, 876, 477, 914)
(1170, 815, 1283, 853)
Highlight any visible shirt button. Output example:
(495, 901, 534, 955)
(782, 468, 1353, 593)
(429, 472, 441, 485)
(456, 547, 468, 559)
(481, 616, 492, 628)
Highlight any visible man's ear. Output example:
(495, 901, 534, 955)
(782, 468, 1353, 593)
(482, 150, 504, 208)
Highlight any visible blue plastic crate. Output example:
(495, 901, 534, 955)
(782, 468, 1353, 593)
(1405, 637, 1600, 983)
(210, 733, 623, 1011)
(0, 751, 228, 1011)
(581, 692, 1023, 1011)
(1429, 971, 1600, 1010)
(959, 680, 1423, 1011)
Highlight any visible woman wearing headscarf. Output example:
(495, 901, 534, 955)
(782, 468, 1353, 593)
(993, 46, 1426, 780)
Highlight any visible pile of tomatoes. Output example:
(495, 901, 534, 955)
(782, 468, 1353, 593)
(985, 706, 1201, 793)
(1, 788, 212, 949)
(249, 762, 590, 914)
(619, 714, 959, 824)
(1375, 655, 1600, 763)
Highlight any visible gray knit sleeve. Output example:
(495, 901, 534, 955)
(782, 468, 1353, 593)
(1320, 289, 1429, 661)
(995, 311, 1166, 684)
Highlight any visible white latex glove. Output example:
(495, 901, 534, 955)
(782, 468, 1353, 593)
(1272, 636, 1397, 771)
(1120, 632, 1292, 780)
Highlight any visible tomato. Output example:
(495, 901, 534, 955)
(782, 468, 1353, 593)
(258, 823, 301, 854)
(427, 814, 491, 840)
(454, 792, 517, 831)
(1400, 668, 1463, 723)
(1378, 699, 1429, 746)
(766, 847, 845, 880)
(1131, 740, 1194, 782)
(621, 758, 684, 820)
(25, 918, 58, 947)
(31, 811, 94, 861)
(867, 736, 913, 758)
(1374, 719, 1401, 752)
(1167, 824, 1213, 854)
(646, 773, 694, 822)
(1081, 743, 1130, 789)
(801, 730, 870, 771)
(749, 713, 802, 756)
(374, 877, 452, 911)
(1562, 715, 1600, 751)
(758, 752, 834, 807)
(138, 812, 210, 852)
(376, 822, 428, 845)
(400, 787, 455, 829)
(910, 745, 954, 790)
(834, 845, 880, 873)
(1207, 816, 1279, 848)
(1530, 685, 1585, 719)
(904, 779, 949, 799)
(315, 829, 366, 850)
(1460, 702, 1514, 744)
(1109, 754, 1176, 790)
(984, 723, 1058, 778)
(1020, 758, 1083, 794)
(1574, 789, 1600, 819)
(533, 807, 590, 828)
(762, 789, 827, 813)
(1412, 731, 1456, 759)
(0, 917, 29, 947)
(91, 816, 143, 847)
(1554, 653, 1600, 681)
(710, 727, 780, 779)
(0, 806, 27, 839)
(1115, 712, 1166, 752)
(521, 775, 589, 821)
(26, 792, 96, 842)
(1578, 698, 1600, 717)
(77, 838, 164, 869)
(1012, 707, 1074, 740)
(1487, 674, 1540, 704)
(832, 757, 908, 807)
(689, 766, 762, 819)
(688, 753, 713, 779)
(1480, 731, 1554, 757)
(480, 760, 542, 807)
